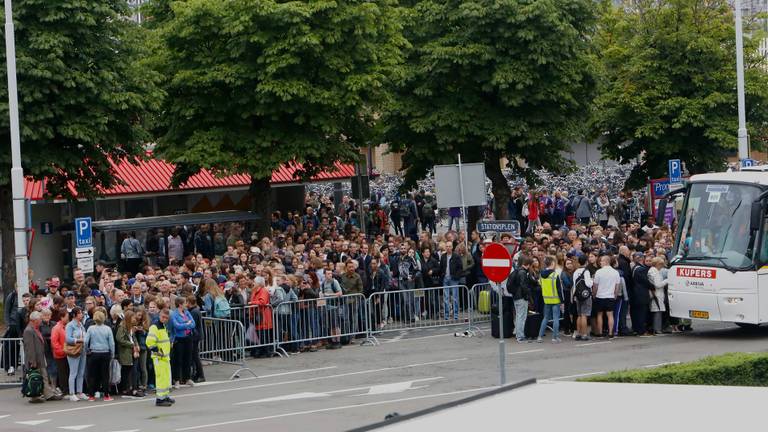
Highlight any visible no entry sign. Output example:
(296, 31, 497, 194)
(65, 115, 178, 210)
(482, 243, 513, 283)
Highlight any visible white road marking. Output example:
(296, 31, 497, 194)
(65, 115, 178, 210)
(16, 419, 52, 426)
(193, 366, 338, 386)
(37, 358, 467, 415)
(58, 425, 94, 431)
(236, 392, 331, 404)
(642, 361, 681, 369)
(576, 341, 612, 347)
(235, 377, 443, 405)
(547, 371, 606, 381)
(0, 415, 10, 419)
(508, 349, 544, 355)
(176, 386, 498, 431)
(379, 333, 455, 343)
(109, 430, 140, 432)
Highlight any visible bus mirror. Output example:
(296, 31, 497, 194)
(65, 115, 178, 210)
(750, 201, 763, 232)
(656, 199, 668, 222)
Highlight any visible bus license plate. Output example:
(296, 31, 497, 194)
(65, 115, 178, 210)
(689, 310, 709, 319)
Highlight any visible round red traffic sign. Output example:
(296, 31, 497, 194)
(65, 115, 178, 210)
(481, 242, 513, 283)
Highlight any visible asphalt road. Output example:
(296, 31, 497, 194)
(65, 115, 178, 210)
(1, 321, 767, 432)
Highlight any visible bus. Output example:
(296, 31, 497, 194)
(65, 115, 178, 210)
(665, 166, 768, 327)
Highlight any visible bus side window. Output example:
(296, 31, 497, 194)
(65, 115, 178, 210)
(760, 219, 768, 265)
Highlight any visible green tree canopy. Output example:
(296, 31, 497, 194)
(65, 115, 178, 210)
(384, 0, 598, 218)
(593, 0, 768, 187)
(150, 0, 405, 234)
(0, 0, 160, 294)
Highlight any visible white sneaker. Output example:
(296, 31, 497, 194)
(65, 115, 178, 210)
(185, 380, 195, 387)
(414, 317, 420, 322)
(173, 383, 181, 390)
(95, 392, 101, 399)
(69, 394, 79, 402)
(7, 366, 14, 375)
(77, 393, 88, 400)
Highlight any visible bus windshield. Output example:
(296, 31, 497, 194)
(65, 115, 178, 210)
(674, 182, 762, 270)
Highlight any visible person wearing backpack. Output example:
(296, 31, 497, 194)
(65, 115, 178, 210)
(422, 194, 437, 234)
(572, 255, 594, 341)
(389, 199, 403, 236)
(508, 256, 533, 343)
(23, 311, 62, 402)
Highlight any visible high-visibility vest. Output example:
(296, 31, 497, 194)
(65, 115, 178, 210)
(146, 323, 171, 361)
(540, 273, 561, 305)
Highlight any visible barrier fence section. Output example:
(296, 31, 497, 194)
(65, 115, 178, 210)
(366, 285, 473, 340)
(472, 283, 493, 325)
(238, 304, 286, 358)
(272, 293, 373, 351)
(0, 337, 24, 386)
(199, 316, 256, 380)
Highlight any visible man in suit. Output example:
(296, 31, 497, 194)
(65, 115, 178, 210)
(23, 311, 62, 402)
(439, 242, 464, 320)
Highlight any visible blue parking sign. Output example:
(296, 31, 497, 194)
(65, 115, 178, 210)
(669, 159, 681, 184)
(75, 217, 92, 247)
(741, 158, 755, 168)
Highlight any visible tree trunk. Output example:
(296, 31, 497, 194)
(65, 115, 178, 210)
(0, 184, 16, 304)
(485, 155, 510, 220)
(249, 176, 274, 240)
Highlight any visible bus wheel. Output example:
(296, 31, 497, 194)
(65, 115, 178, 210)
(735, 323, 760, 330)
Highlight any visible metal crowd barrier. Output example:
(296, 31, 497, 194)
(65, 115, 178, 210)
(472, 283, 493, 325)
(239, 304, 287, 358)
(0, 337, 24, 387)
(199, 316, 256, 380)
(272, 293, 373, 351)
(366, 285, 473, 341)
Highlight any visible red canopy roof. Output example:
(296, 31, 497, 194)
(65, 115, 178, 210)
(24, 157, 354, 201)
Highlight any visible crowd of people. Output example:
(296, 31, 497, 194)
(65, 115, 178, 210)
(1, 184, 681, 405)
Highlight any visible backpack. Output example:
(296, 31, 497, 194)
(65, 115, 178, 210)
(21, 368, 44, 398)
(423, 201, 433, 217)
(213, 296, 231, 318)
(399, 201, 412, 219)
(575, 271, 592, 301)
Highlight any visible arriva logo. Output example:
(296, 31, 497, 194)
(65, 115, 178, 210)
(676, 267, 717, 279)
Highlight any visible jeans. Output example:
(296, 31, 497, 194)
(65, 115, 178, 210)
(538, 303, 561, 339)
(67, 352, 87, 394)
(514, 300, 529, 341)
(443, 278, 460, 320)
(448, 216, 460, 231)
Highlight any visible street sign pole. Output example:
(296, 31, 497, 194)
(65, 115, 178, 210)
(495, 280, 506, 386)
(482, 243, 513, 386)
(5, 0, 29, 305)
(735, 0, 750, 163)
(457, 154, 468, 250)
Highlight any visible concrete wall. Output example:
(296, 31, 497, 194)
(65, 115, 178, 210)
(29, 203, 65, 284)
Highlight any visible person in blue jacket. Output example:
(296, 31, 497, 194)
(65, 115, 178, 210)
(169, 297, 196, 388)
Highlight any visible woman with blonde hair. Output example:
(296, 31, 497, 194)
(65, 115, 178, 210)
(84, 310, 115, 401)
(115, 309, 136, 396)
(647, 257, 668, 335)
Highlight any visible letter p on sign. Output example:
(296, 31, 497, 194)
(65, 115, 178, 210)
(75, 217, 92, 247)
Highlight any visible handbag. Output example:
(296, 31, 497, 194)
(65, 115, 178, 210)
(64, 342, 83, 357)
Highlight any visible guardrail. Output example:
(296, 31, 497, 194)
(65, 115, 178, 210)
(0, 337, 24, 387)
(272, 293, 374, 351)
(199, 316, 256, 380)
(366, 285, 474, 342)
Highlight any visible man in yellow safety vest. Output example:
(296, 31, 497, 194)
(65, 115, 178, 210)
(536, 256, 564, 343)
(146, 309, 174, 407)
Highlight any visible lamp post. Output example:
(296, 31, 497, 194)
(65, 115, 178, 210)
(734, 0, 750, 163)
(4, 0, 29, 305)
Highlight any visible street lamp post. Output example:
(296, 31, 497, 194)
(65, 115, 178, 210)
(4, 0, 29, 305)
(734, 0, 750, 162)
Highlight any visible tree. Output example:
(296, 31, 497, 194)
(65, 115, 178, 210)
(384, 0, 598, 221)
(0, 0, 160, 298)
(592, 0, 768, 187)
(149, 0, 405, 236)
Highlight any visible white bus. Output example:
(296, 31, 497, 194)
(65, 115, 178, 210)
(666, 166, 768, 327)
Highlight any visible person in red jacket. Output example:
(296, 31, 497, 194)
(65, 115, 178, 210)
(527, 191, 541, 234)
(50, 307, 70, 395)
(247, 278, 274, 358)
